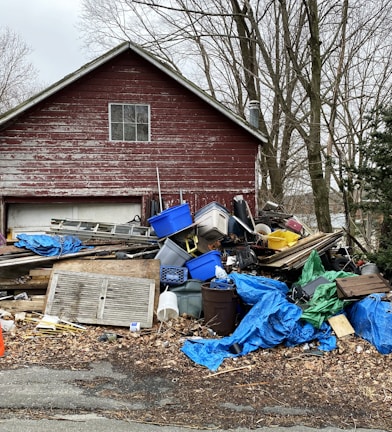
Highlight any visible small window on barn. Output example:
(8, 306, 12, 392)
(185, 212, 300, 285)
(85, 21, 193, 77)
(109, 103, 150, 142)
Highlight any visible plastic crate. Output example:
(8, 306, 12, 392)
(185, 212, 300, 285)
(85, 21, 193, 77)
(185, 250, 222, 281)
(148, 203, 193, 238)
(155, 237, 192, 266)
(160, 265, 188, 286)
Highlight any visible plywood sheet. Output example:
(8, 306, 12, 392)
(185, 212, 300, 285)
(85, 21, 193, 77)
(45, 270, 155, 328)
(328, 314, 355, 338)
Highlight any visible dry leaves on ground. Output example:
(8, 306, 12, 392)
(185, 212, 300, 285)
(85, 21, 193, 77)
(1, 314, 392, 430)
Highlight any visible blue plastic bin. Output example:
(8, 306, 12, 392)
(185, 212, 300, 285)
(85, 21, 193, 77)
(148, 203, 193, 238)
(185, 251, 222, 281)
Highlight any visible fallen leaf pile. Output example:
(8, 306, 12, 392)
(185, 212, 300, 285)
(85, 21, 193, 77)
(1, 314, 392, 430)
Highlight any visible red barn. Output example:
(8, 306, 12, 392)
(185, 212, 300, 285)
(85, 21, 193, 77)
(0, 42, 266, 238)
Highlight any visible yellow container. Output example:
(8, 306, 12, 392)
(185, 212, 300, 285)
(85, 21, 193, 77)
(267, 230, 301, 250)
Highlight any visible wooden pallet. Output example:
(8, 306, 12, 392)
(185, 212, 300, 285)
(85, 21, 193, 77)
(336, 274, 391, 299)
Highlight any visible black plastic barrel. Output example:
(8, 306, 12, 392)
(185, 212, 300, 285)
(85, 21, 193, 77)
(201, 284, 237, 336)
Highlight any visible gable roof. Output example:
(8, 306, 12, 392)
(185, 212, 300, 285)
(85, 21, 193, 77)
(0, 41, 267, 143)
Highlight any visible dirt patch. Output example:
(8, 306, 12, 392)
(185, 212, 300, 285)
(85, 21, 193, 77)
(1, 317, 392, 430)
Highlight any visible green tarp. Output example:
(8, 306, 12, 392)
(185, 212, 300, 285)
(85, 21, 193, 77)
(298, 250, 357, 328)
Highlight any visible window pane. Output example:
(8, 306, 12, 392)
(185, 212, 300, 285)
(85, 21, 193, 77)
(110, 104, 150, 141)
(124, 105, 135, 122)
(136, 105, 148, 123)
(111, 104, 123, 123)
(137, 124, 149, 141)
(111, 123, 123, 140)
(124, 123, 136, 141)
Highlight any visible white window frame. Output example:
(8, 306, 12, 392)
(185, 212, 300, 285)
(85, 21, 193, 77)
(109, 103, 150, 142)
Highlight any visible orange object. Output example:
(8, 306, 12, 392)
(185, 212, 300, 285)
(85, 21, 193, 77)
(0, 325, 4, 357)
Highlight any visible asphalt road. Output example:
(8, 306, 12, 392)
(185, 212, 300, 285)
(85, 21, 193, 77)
(0, 418, 388, 432)
(0, 361, 388, 432)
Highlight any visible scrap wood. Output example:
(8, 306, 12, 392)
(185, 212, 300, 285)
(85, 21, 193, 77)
(258, 231, 326, 263)
(328, 314, 355, 338)
(259, 231, 343, 270)
(235, 381, 269, 388)
(336, 273, 391, 299)
(29, 268, 52, 278)
(204, 365, 252, 378)
(0, 243, 152, 268)
(0, 278, 49, 291)
(0, 296, 45, 313)
(25, 313, 86, 335)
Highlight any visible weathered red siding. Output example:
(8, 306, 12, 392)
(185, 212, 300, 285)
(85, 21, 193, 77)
(0, 50, 260, 224)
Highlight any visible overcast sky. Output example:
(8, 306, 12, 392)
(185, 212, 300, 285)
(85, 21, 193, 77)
(1, 0, 90, 86)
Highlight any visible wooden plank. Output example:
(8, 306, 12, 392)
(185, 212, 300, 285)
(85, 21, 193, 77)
(259, 231, 343, 270)
(336, 274, 390, 298)
(0, 296, 45, 313)
(0, 278, 49, 290)
(49, 259, 160, 312)
(258, 232, 326, 263)
(0, 245, 30, 256)
(29, 268, 52, 277)
(0, 244, 155, 268)
(328, 314, 355, 338)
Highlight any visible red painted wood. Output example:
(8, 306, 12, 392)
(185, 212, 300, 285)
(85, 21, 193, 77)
(0, 50, 261, 222)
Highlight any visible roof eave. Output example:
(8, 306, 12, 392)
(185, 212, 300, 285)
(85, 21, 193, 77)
(0, 41, 267, 145)
(0, 42, 130, 128)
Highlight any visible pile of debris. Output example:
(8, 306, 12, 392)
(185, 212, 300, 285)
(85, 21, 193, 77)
(1, 195, 391, 369)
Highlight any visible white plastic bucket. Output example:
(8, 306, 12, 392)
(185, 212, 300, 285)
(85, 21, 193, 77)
(157, 290, 179, 321)
(255, 223, 272, 235)
(360, 263, 380, 275)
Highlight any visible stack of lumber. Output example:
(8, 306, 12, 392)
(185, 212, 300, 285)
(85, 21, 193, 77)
(257, 231, 344, 270)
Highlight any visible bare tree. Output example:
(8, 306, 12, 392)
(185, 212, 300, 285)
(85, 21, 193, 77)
(78, 0, 392, 234)
(79, 0, 305, 206)
(321, 0, 392, 244)
(0, 27, 39, 114)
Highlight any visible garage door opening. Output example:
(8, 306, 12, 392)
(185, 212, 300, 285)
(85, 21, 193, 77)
(7, 201, 142, 240)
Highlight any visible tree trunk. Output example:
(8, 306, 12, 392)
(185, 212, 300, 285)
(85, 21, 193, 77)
(306, 0, 332, 232)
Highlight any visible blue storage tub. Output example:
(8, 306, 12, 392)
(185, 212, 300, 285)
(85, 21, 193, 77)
(185, 250, 222, 281)
(148, 203, 193, 238)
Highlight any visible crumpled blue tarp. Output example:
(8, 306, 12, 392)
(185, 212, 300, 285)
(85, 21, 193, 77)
(181, 272, 336, 371)
(346, 293, 392, 354)
(15, 234, 91, 256)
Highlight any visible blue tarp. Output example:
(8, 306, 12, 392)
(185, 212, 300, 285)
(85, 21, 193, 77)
(346, 293, 392, 354)
(181, 272, 336, 371)
(15, 234, 91, 256)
